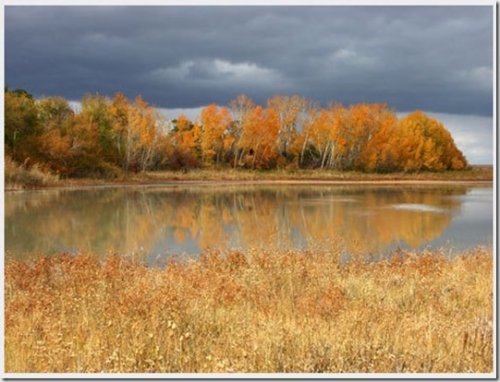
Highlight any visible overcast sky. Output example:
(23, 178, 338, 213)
(5, 6, 494, 163)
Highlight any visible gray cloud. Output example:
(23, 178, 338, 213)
(7, 6, 493, 164)
(6, 5, 493, 116)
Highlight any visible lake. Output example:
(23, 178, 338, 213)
(5, 184, 493, 261)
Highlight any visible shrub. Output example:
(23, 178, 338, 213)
(5, 155, 59, 189)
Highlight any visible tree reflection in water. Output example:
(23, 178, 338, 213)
(6, 185, 475, 260)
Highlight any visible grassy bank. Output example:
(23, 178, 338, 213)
(144, 166, 493, 182)
(5, 155, 60, 190)
(5, 247, 493, 373)
(5, 165, 494, 190)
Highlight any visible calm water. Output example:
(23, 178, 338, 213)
(5, 184, 493, 260)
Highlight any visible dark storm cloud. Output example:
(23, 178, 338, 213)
(5, 6, 493, 115)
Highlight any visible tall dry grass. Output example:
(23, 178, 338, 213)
(5, 155, 59, 190)
(144, 166, 493, 182)
(5, 247, 493, 373)
(6, 164, 492, 190)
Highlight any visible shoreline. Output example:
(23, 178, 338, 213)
(4, 178, 494, 192)
(4, 166, 494, 192)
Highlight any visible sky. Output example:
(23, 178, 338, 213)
(5, 6, 494, 163)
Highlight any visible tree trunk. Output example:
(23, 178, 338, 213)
(124, 129, 130, 173)
(300, 131, 309, 166)
(320, 142, 330, 169)
(233, 148, 239, 168)
(327, 142, 335, 168)
(252, 143, 261, 169)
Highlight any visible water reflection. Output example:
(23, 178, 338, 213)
(5, 184, 492, 259)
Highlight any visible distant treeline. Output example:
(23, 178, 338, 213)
(5, 88, 468, 177)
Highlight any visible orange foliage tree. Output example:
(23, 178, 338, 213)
(4, 87, 469, 176)
(200, 104, 232, 166)
(240, 106, 280, 169)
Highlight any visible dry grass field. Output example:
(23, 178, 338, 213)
(5, 247, 493, 373)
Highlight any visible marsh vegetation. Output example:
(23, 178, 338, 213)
(5, 247, 492, 373)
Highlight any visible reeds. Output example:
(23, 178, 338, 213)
(5, 155, 59, 189)
(144, 166, 493, 182)
(5, 247, 493, 373)
(5, 162, 492, 190)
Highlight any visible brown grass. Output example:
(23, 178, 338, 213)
(5, 165, 492, 190)
(5, 155, 60, 190)
(143, 166, 493, 182)
(5, 247, 493, 373)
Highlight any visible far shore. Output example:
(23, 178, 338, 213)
(5, 165, 493, 192)
(5, 178, 494, 193)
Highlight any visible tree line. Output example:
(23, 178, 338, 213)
(5, 88, 468, 177)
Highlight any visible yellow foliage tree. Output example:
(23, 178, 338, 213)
(200, 104, 232, 166)
(397, 111, 467, 172)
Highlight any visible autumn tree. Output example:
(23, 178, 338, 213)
(37, 97, 74, 128)
(353, 104, 399, 172)
(109, 93, 135, 172)
(239, 106, 280, 169)
(301, 108, 336, 168)
(175, 114, 198, 152)
(70, 96, 109, 176)
(166, 114, 201, 169)
(36, 97, 75, 174)
(267, 95, 309, 162)
(5, 88, 40, 162)
(4, 88, 469, 175)
(109, 93, 132, 172)
(200, 104, 232, 166)
(108, 94, 161, 172)
(78, 94, 118, 165)
(397, 111, 467, 172)
(358, 108, 399, 172)
(130, 96, 159, 171)
(229, 94, 255, 167)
